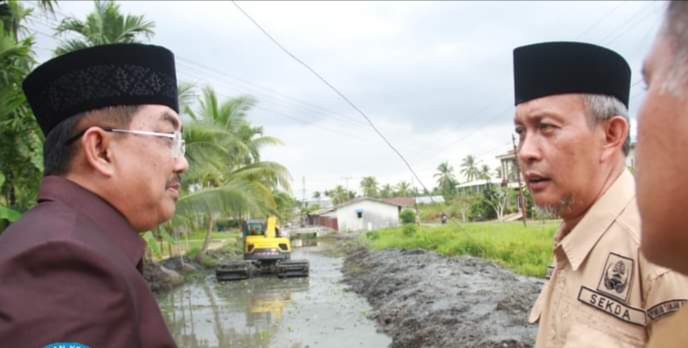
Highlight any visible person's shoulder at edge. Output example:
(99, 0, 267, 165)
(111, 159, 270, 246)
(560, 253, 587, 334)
(0, 202, 140, 347)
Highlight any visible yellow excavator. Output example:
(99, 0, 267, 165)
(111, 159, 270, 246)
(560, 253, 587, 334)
(216, 216, 310, 281)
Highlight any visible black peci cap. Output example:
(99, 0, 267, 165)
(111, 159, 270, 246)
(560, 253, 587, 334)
(513, 41, 631, 107)
(23, 43, 179, 136)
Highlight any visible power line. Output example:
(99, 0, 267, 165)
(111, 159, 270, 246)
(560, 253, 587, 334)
(175, 57, 370, 127)
(231, 1, 434, 196)
(25, 17, 380, 143)
(175, 60, 372, 131)
(575, 1, 628, 40)
(30, 14, 373, 130)
(176, 69, 382, 142)
(178, 72, 378, 142)
(599, 1, 655, 45)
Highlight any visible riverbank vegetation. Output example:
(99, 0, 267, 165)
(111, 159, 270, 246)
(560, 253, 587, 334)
(363, 222, 557, 277)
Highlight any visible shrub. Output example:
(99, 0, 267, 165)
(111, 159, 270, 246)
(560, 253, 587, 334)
(402, 223, 417, 237)
(366, 231, 380, 240)
(400, 209, 416, 224)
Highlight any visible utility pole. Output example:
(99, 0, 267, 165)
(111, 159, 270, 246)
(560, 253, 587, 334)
(512, 134, 527, 227)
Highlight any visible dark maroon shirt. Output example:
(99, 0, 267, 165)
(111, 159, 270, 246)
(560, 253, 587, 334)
(0, 176, 177, 348)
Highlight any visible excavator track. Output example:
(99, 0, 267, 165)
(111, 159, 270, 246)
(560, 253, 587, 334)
(277, 259, 310, 278)
(216, 261, 251, 281)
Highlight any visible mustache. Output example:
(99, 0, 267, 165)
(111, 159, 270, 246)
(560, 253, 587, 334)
(166, 175, 183, 188)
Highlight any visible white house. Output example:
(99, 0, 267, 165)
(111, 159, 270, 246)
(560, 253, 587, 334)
(310, 197, 400, 232)
(336, 198, 400, 232)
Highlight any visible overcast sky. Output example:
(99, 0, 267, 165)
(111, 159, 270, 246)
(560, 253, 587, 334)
(28, 1, 665, 199)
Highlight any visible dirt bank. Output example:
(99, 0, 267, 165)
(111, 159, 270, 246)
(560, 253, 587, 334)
(144, 248, 241, 294)
(342, 246, 543, 348)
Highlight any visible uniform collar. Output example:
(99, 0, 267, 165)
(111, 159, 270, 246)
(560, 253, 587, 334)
(556, 170, 635, 271)
(38, 176, 145, 270)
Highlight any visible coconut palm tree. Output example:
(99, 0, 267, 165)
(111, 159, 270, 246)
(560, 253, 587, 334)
(460, 155, 481, 182)
(434, 161, 457, 200)
(0, 0, 55, 216)
(395, 181, 412, 197)
(479, 164, 492, 180)
(379, 184, 393, 198)
(173, 87, 291, 262)
(360, 176, 378, 198)
(331, 185, 350, 205)
(53, 0, 154, 55)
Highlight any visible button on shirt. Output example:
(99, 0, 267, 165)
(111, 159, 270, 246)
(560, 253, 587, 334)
(0, 176, 177, 348)
(529, 170, 688, 348)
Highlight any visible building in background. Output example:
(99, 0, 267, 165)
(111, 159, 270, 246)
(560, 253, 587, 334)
(308, 198, 400, 232)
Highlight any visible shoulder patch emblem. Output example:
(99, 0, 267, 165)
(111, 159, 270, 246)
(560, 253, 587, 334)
(647, 299, 688, 321)
(597, 252, 634, 303)
(578, 286, 646, 327)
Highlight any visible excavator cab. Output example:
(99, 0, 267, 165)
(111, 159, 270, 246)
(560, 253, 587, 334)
(216, 216, 309, 281)
(242, 216, 292, 262)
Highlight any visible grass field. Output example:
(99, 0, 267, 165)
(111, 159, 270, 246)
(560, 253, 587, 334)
(151, 230, 241, 261)
(363, 221, 558, 278)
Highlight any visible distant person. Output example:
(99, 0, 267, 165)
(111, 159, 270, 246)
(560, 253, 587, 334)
(636, 1, 688, 346)
(512, 41, 688, 347)
(0, 44, 187, 347)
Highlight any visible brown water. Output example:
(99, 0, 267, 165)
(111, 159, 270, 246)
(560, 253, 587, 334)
(156, 246, 392, 348)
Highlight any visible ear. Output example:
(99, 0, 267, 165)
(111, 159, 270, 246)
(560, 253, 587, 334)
(80, 127, 115, 177)
(600, 115, 629, 162)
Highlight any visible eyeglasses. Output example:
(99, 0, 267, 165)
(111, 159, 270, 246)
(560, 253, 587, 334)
(66, 127, 186, 159)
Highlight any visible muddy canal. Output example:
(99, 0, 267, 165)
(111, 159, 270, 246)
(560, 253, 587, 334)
(156, 246, 392, 348)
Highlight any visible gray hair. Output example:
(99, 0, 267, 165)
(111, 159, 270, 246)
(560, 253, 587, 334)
(43, 105, 141, 176)
(581, 94, 631, 156)
(661, 1, 688, 94)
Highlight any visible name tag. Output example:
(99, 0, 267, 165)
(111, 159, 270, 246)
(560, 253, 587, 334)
(647, 299, 687, 321)
(578, 286, 646, 327)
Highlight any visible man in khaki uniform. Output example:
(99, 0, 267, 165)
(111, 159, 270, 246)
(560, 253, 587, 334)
(512, 42, 688, 348)
(635, 1, 688, 347)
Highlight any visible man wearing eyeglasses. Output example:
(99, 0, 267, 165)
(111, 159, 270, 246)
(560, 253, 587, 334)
(0, 44, 186, 347)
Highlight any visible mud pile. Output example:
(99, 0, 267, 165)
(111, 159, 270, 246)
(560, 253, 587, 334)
(343, 247, 543, 348)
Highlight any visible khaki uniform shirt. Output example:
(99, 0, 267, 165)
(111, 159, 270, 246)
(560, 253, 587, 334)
(529, 171, 688, 348)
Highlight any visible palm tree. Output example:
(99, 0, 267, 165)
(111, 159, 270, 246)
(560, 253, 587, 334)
(379, 184, 393, 198)
(479, 164, 492, 180)
(330, 185, 349, 205)
(177, 81, 197, 114)
(1, 0, 56, 41)
(174, 87, 291, 262)
(434, 161, 457, 200)
(360, 176, 378, 198)
(395, 181, 412, 197)
(0, 0, 52, 215)
(53, 0, 155, 55)
(460, 155, 481, 182)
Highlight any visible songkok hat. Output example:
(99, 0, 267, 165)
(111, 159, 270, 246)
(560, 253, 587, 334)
(513, 41, 631, 107)
(23, 43, 178, 136)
